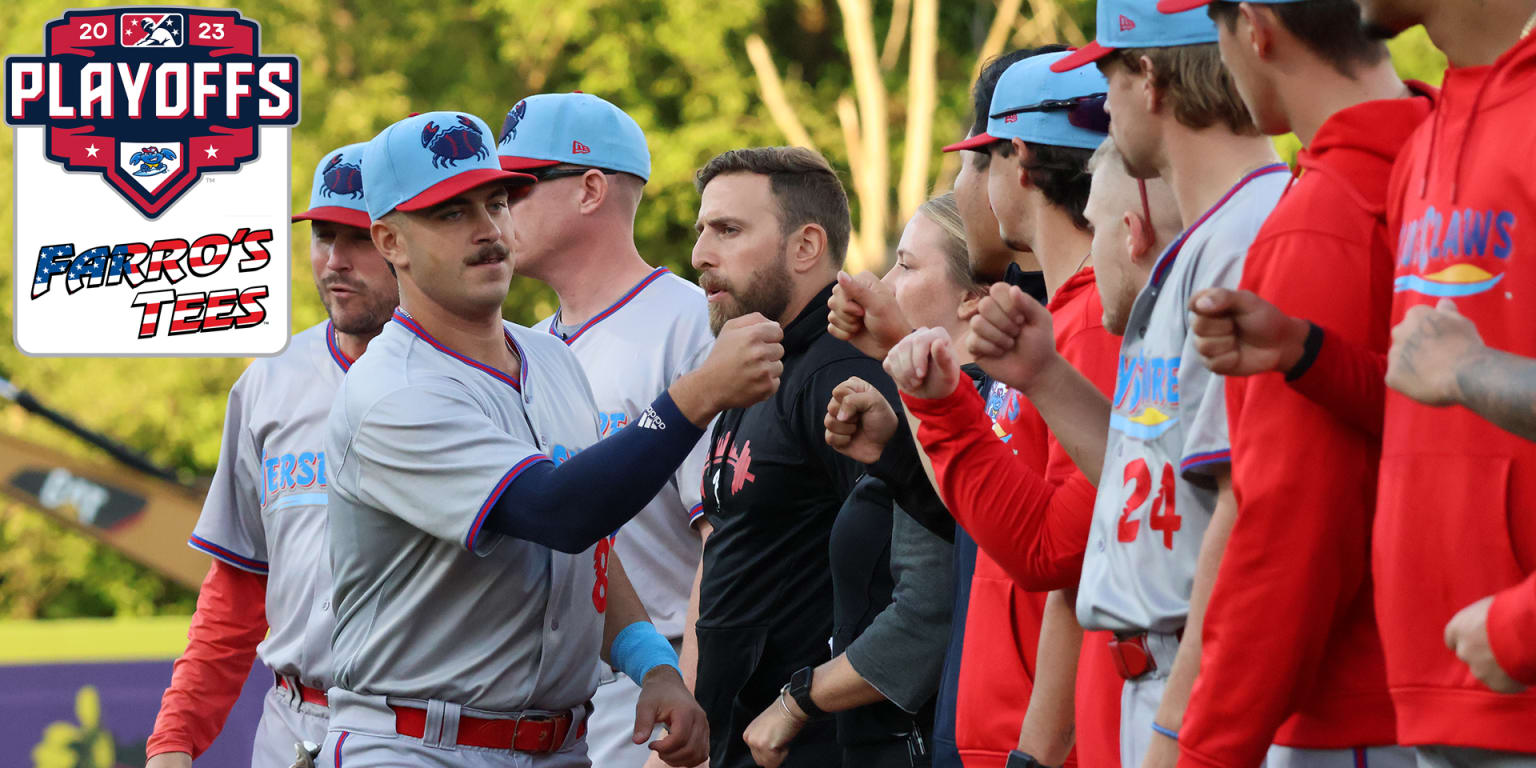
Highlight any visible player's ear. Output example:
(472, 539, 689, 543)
(578, 169, 607, 215)
(371, 216, 407, 274)
(787, 222, 829, 274)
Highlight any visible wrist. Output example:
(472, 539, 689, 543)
(668, 372, 719, 428)
(1277, 315, 1314, 374)
(1150, 721, 1179, 742)
(1022, 352, 1071, 398)
(778, 686, 809, 723)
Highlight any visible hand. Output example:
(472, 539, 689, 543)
(1188, 288, 1311, 376)
(884, 327, 962, 400)
(1445, 595, 1525, 693)
(742, 694, 806, 768)
(827, 270, 912, 361)
(824, 376, 899, 463)
(634, 667, 711, 766)
(967, 282, 1057, 393)
(672, 313, 784, 425)
(146, 754, 193, 768)
(1139, 726, 1179, 768)
(1387, 299, 1483, 407)
(643, 752, 705, 768)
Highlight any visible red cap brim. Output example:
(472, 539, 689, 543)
(941, 133, 1003, 153)
(293, 206, 372, 229)
(1156, 0, 1212, 12)
(499, 155, 561, 171)
(395, 168, 537, 213)
(1051, 41, 1115, 72)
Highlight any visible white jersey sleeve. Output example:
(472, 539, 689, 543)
(189, 369, 269, 573)
(1176, 242, 1246, 480)
(676, 342, 714, 526)
(343, 383, 549, 553)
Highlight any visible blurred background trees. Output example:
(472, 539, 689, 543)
(0, 0, 1446, 619)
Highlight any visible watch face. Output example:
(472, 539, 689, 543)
(1005, 751, 1041, 768)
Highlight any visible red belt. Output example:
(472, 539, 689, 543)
(276, 675, 329, 707)
(393, 705, 585, 753)
(1106, 630, 1183, 681)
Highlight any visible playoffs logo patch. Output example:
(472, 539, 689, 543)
(5, 7, 298, 356)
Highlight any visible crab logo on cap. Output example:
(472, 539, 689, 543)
(420, 115, 491, 168)
(499, 99, 528, 145)
(320, 153, 363, 199)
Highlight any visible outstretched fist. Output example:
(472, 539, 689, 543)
(1187, 287, 1311, 377)
(828, 270, 913, 361)
(884, 327, 962, 400)
(824, 376, 899, 463)
(967, 282, 1056, 393)
(673, 313, 784, 426)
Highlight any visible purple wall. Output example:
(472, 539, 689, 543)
(2, 659, 268, 767)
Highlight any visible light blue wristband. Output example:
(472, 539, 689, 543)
(1151, 722, 1179, 741)
(611, 621, 680, 684)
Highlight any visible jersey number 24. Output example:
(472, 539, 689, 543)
(1117, 459, 1181, 549)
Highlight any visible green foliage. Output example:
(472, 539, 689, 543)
(0, 0, 1449, 619)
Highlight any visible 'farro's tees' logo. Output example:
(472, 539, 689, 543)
(5, 7, 300, 219)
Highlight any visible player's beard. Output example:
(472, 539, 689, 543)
(702, 247, 793, 337)
(320, 276, 399, 336)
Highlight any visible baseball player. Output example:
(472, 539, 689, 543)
(320, 111, 781, 768)
(953, 4, 1285, 766)
(145, 142, 398, 768)
(1148, 1, 1431, 766)
(494, 92, 715, 768)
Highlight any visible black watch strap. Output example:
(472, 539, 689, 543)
(788, 666, 827, 720)
(1005, 750, 1047, 768)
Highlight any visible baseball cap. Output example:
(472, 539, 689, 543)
(360, 111, 534, 221)
(1051, 0, 1220, 72)
(495, 93, 651, 182)
(942, 51, 1109, 153)
(293, 142, 371, 229)
(1157, 0, 1305, 13)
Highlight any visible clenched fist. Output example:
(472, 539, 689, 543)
(1387, 299, 1482, 407)
(824, 376, 899, 463)
(1187, 287, 1311, 377)
(827, 270, 912, 361)
(967, 283, 1057, 393)
(672, 313, 784, 426)
(884, 327, 963, 400)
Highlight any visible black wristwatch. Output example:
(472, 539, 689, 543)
(787, 666, 827, 720)
(1005, 750, 1050, 768)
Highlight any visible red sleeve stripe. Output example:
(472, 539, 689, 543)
(187, 535, 269, 574)
(1179, 449, 1232, 473)
(465, 455, 553, 550)
(334, 731, 350, 767)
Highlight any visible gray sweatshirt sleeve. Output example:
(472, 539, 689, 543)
(843, 504, 956, 713)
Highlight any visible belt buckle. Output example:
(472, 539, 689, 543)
(513, 713, 556, 753)
(1108, 634, 1155, 680)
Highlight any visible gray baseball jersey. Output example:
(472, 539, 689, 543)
(326, 310, 605, 712)
(541, 267, 712, 640)
(190, 320, 352, 688)
(1077, 166, 1288, 635)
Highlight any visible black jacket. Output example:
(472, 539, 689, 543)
(695, 282, 936, 768)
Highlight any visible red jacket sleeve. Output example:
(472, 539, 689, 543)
(146, 559, 269, 760)
(902, 383, 1092, 591)
(1181, 230, 1385, 768)
(1488, 573, 1536, 685)
(1288, 325, 1387, 439)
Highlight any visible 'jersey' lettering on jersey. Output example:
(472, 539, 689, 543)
(1395, 205, 1516, 298)
(262, 450, 326, 501)
(1111, 352, 1182, 440)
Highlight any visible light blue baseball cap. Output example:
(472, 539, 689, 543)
(943, 51, 1109, 153)
(360, 111, 534, 221)
(293, 142, 371, 229)
(1159, 0, 1306, 13)
(495, 93, 651, 182)
(1051, 0, 1220, 72)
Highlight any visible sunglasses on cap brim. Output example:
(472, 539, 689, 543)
(990, 93, 1110, 135)
(507, 166, 618, 198)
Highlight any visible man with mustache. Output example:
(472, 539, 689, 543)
(495, 92, 716, 768)
(320, 111, 780, 768)
(146, 141, 399, 768)
(689, 146, 941, 768)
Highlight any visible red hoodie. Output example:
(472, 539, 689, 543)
(907, 268, 1124, 768)
(1178, 88, 1434, 768)
(1374, 31, 1536, 750)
